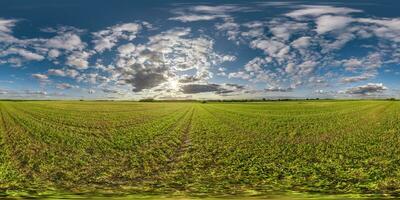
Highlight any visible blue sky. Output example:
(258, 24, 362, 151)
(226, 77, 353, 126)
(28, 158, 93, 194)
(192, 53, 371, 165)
(1, 0, 400, 99)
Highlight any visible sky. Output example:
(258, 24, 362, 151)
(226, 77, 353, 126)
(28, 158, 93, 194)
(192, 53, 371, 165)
(0, 0, 400, 100)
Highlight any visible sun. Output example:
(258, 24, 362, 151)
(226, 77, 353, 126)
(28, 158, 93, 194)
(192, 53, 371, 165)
(168, 79, 180, 91)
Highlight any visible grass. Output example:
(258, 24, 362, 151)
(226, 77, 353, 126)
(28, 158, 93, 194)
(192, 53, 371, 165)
(1, 100, 400, 199)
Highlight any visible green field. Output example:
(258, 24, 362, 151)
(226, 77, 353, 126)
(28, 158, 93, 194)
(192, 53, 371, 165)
(1, 100, 400, 199)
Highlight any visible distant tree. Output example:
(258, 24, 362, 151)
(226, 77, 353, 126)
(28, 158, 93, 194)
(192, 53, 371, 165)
(139, 98, 155, 102)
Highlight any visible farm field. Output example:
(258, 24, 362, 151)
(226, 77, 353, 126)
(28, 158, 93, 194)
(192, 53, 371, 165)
(1, 100, 400, 199)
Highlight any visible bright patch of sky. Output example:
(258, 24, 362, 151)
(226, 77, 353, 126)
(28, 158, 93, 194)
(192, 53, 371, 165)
(1, 0, 400, 99)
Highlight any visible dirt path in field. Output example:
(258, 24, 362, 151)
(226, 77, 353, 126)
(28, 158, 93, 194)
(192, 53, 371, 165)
(169, 107, 194, 164)
(141, 107, 195, 182)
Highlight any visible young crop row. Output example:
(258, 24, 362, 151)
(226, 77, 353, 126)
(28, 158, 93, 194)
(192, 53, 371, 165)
(1, 100, 400, 197)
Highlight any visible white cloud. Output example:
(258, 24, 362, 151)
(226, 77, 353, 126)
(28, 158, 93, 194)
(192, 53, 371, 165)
(47, 49, 61, 58)
(298, 60, 318, 75)
(170, 14, 226, 22)
(291, 36, 311, 49)
(45, 32, 85, 51)
(285, 5, 362, 19)
(1, 47, 44, 61)
(169, 5, 251, 22)
(341, 72, 376, 83)
(221, 55, 236, 62)
(250, 39, 286, 57)
(109, 27, 234, 92)
(48, 69, 66, 76)
(0, 18, 17, 33)
(25, 90, 48, 96)
(244, 57, 266, 72)
(2, 5, 400, 99)
(268, 20, 307, 41)
(32, 73, 48, 82)
(93, 23, 141, 52)
(228, 71, 251, 80)
(66, 51, 90, 69)
(117, 43, 136, 56)
(285, 62, 295, 74)
(191, 5, 247, 14)
(341, 52, 382, 71)
(66, 69, 80, 78)
(357, 18, 400, 42)
(315, 15, 353, 34)
(0, 18, 18, 43)
(215, 18, 240, 41)
(319, 31, 355, 53)
(56, 83, 76, 90)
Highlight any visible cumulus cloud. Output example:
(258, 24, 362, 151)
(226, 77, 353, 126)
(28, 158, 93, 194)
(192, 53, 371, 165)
(344, 83, 387, 95)
(56, 83, 76, 90)
(215, 18, 241, 41)
(109, 27, 234, 92)
(124, 65, 169, 92)
(180, 83, 244, 94)
(228, 71, 252, 80)
(49, 69, 80, 79)
(298, 60, 318, 75)
(24, 90, 48, 96)
(48, 69, 66, 76)
(250, 39, 286, 57)
(0, 18, 17, 33)
(341, 52, 382, 72)
(0, 23, 88, 68)
(178, 75, 201, 83)
(291, 36, 312, 49)
(0, 18, 18, 43)
(1, 47, 44, 62)
(32, 73, 48, 82)
(47, 49, 61, 58)
(170, 14, 226, 22)
(315, 15, 353, 34)
(45, 32, 85, 51)
(268, 19, 307, 41)
(265, 86, 294, 92)
(341, 72, 376, 83)
(102, 88, 120, 94)
(0, 89, 50, 98)
(285, 5, 362, 19)
(117, 43, 136, 56)
(357, 18, 400, 42)
(170, 5, 251, 22)
(2, 4, 400, 99)
(93, 23, 142, 52)
(66, 51, 91, 70)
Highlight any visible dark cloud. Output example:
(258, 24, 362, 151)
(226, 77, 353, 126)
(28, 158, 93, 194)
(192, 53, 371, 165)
(344, 83, 387, 95)
(265, 87, 293, 92)
(181, 83, 220, 94)
(123, 64, 168, 92)
(178, 76, 202, 83)
(102, 88, 119, 93)
(180, 83, 244, 94)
